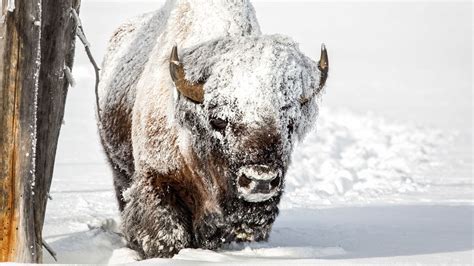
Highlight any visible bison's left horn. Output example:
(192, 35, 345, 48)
(318, 43, 329, 88)
(169, 45, 205, 103)
(300, 43, 329, 105)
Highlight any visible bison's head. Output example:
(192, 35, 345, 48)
(171, 35, 328, 203)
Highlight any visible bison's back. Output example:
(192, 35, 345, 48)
(98, 11, 165, 190)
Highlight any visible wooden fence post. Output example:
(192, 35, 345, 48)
(0, 0, 80, 262)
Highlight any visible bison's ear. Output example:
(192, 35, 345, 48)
(300, 43, 329, 105)
(169, 45, 205, 103)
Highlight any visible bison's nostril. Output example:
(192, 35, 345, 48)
(238, 174, 252, 188)
(270, 175, 281, 189)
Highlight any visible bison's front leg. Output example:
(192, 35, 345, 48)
(173, 163, 230, 250)
(168, 181, 229, 249)
(192, 203, 230, 250)
(121, 177, 192, 259)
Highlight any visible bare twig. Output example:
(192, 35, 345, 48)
(70, 8, 102, 122)
(42, 239, 57, 262)
(64, 66, 76, 87)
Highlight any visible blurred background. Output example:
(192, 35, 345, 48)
(43, 1, 472, 263)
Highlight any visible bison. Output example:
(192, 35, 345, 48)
(97, 0, 328, 259)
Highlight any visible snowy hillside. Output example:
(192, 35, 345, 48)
(41, 1, 472, 264)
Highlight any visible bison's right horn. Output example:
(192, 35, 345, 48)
(169, 45, 205, 103)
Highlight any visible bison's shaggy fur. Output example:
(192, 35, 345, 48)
(98, 0, 324, 259)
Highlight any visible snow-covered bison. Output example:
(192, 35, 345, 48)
(98, 0, 328, 259)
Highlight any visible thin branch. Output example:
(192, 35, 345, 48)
(64, 65, 76, 87)
(42, 239, 57, 262)
(70, 8, 102, 122)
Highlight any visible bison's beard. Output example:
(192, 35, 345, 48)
(222, 190, 282, 243)
(190, 183, 282, 250)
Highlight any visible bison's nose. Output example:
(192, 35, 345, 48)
(238, 173, 281, 193)
(236, 166, 282, 202)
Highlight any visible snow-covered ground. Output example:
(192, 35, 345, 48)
(41, 1, 472, 264)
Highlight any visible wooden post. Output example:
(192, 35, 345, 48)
(0, 0, 80, 262)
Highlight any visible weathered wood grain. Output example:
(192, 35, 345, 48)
(34, 1, 81, 262)
(0, 0, 80, 262)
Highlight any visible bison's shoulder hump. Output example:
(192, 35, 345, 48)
(99, 11, 163, 109)
(101, 12, 154, 73)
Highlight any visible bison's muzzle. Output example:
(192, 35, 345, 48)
(236, 165, 282, 202)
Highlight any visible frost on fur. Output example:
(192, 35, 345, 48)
(98, 0, 326, 259)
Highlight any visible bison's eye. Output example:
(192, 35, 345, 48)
(210, 117, 228, 131)
(287, 119, 294, 134)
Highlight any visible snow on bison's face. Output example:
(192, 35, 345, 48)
(172, 36, 328, 203)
